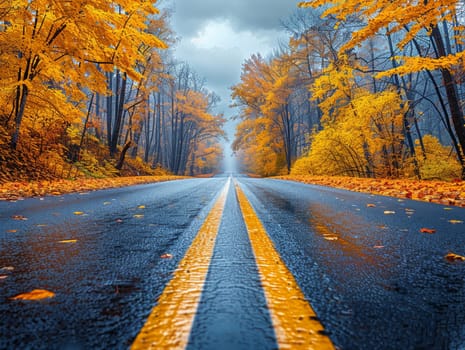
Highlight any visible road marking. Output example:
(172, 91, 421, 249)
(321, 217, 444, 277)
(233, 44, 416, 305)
(131, 179, 230, 350)
(235, 183, 335, 350)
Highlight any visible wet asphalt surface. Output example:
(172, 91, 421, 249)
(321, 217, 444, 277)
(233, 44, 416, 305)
(1, 176, 465, 349)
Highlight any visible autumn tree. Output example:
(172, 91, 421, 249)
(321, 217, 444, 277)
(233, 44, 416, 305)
(292, 53, 406, 177)
(0, 1, 228, 180)
(299, 0, 465, 178)
(232, 52, 309, 174)
(1, 1, 166, 153)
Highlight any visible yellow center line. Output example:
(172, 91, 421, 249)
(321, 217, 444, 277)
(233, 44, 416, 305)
(131, 179, 230, 350)
(235, 182, 335, 350)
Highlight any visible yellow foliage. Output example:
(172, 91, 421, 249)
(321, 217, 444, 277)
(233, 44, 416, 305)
(75, 150, 118, 178)
(233, 117, 285, 176)
(293, 88, 406, 177)
(299, 0, 461, 75)
(415, 135, 461, 180)
(11, 289, 55, 301)
(0, 0, 166, 151)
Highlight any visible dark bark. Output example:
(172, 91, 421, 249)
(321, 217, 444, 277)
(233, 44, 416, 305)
(431, 25, 465, 178)
(386, 31, 421, 179)
(115, 141, 133, 170)
(11, 84, 28, 150)
(110, 71, 127, 157)
(74, 94, 95, 161)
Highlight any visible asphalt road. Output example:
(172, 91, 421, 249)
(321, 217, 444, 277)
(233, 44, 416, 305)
(1, 176, 465, 349)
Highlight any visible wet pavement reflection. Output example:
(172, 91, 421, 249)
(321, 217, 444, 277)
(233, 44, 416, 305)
(1, 176, 465, 349)
(0, 179, 226, 349)
(188, 183, 276, 350)
(237, 178, 465, 350)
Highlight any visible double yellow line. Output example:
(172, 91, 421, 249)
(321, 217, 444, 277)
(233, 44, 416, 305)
(132, 179, 334, 349)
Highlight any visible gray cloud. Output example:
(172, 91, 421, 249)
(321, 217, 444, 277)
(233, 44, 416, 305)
(174, 42, 243, 93)
(165, 0, 303, 153)
(171, 0, 301, 37)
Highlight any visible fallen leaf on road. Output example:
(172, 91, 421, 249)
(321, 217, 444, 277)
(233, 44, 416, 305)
(11, 215, 27, 221)
(324, 236, 338, 241)
(6, 229, 17, 233)
(444, 207, 453, 211)
(1, 266, 14, 271)
(58, 239, 77, 244)
(161, 253, 173, 259)
(137, 205, 145, 209)
(133, 214, 144, 219)
(11, 289, 55, 301)
(366, 203, 376, 207)
(103, 201, 111, 205)
(373, 245, 385, 249)
(420, 228, 436, 234)
(384, 211, 396, 215)
(448, 219, 463, 224)
(445, 252, 465, 262)
(115, 218, 123, 223)
(0, 275, 8, 280)
(73, 211, 85, 216)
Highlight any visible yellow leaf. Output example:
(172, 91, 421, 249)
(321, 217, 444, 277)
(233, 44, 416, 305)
(420, 227, 436, 234)
(11, 215, 27, 221)
(73, 211, 85, 216)
(11, 289, 55, 301)
(445, 252, 465, 262)
(58, 239, 77, 244)
(137, 205, 146, 209)
(133, 214, 144, 219)
(448, 220, 463, 224)
(324, 235, 338, 241)
(384, 211, 395, 215)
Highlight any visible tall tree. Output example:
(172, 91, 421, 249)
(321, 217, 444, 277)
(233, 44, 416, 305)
(299, 0, 465, 177)
(0, 0, 166, 151)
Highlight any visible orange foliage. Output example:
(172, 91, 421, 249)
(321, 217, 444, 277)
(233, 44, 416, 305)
(277, 175, 465, 207)
(0, 176, 186, 201)
(11, 289, 55, 301)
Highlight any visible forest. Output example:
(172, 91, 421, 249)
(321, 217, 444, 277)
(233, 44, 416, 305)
(0, 0, 225, 182)
(232, 0, 465, 181)
(2, 1, 465, 183)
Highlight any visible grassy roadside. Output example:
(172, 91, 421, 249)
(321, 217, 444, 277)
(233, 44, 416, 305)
(275, 175, 465, 208)
(0, 176, 188, 201)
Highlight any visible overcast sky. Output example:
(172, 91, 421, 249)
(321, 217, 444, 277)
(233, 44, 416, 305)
(165, 0, 302, 169)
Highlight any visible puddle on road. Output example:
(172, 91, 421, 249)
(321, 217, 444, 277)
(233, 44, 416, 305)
(308, 203, 386, 268)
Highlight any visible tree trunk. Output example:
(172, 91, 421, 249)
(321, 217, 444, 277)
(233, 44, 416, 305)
(11, 84, 29, 150)
(386, 31, 421, 179)
(75, 94, 95, 161)
(431, 25, 465, 178)
(115, 141, 133, 170)
(110, 71, 127, 157)
(106, 72, 113, 148)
